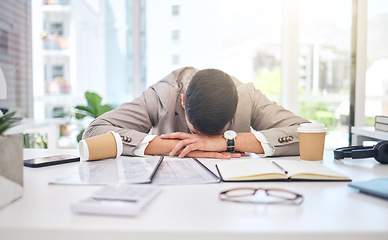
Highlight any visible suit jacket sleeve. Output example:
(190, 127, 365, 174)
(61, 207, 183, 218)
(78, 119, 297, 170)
(83, 82, 164, 156)
(246, 84, 310, 156)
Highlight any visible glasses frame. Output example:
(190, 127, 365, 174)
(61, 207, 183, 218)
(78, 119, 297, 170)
(219, 187, 304, 205)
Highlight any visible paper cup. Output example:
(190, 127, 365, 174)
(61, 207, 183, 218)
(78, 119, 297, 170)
(297, 123, 327, 161)
(79, 131, 123, 161)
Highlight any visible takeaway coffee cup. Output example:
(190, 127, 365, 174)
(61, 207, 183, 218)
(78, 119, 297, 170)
(297, 123, 327, 161)
(79, 131, 123, 161)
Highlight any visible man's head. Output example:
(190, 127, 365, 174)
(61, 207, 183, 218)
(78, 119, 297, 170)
(183, 69, 238, 135)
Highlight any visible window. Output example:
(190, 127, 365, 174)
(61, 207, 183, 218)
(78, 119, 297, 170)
(52, 65, 64, 78)
(146, 0, 355, 149)
(171, 29, 180, 42)
(365, 0, 388, 124)
(45, 65, 70, 94)
(172, 5, 180, 16)
(50, 22, 64, 36)
(146, 0, 283, 90)
(172, 54, 180, 65)
(51, 106, 65, 118)
(298, 0, 352, 149)
(27, 0, 387, 149)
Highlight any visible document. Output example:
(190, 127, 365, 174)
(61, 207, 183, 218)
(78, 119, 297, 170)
(216, 159, 351, 182)
(50, 156, 163, 185)
(152, 158, 220, 185)
(50, 156, 219, 185)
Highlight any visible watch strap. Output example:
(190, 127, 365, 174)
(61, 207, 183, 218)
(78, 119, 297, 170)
(226, 138, 235, 152)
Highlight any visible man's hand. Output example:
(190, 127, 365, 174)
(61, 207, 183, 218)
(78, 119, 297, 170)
(184, 150, 245, 159)
(160, 132, 244, 158)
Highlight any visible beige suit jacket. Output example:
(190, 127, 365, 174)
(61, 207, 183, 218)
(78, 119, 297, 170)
(84, 67, 310, 156)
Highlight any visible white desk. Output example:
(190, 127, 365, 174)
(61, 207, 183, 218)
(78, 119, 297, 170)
(0, 149, 388, 240)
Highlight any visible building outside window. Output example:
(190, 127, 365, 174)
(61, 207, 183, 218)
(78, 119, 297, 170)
(0, 0, 33, 117)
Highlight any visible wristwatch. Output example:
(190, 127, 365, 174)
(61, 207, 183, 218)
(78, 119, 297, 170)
(224, 130, 237, 152)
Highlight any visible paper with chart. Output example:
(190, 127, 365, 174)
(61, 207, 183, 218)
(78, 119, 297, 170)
(151, 158, 220, 185)
(50, 156, 163, 185)
(50, 156, 219, 185)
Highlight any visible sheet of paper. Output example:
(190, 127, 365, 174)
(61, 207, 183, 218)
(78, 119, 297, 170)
(151, 158, 220, 185)
(50, 157, 219, 185)
(50, 156, 162, 185)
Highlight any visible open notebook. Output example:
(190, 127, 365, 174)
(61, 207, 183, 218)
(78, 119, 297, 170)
(216, 159, 351, 182)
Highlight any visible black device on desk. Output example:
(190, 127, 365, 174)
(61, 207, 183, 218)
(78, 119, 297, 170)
(24, 154, 80, 168)
(333, 140, 388, 164)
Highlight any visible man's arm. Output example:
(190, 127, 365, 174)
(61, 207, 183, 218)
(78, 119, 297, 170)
(160, 132, 263, 158)
(147, 135, 246, 159)
(83, 85, 161, 156)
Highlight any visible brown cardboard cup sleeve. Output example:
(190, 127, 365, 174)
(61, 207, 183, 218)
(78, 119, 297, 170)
(79, 131, 123, 161)
(297, 123, 327, 161)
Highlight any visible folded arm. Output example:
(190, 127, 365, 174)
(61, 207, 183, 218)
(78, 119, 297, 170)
(146, 135, 246, 159)
(160, 132, 262, 158)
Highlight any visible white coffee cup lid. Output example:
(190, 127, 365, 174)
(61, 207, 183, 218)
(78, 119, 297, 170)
(297, 123, 327, 133)
(79, 140, 89, 161)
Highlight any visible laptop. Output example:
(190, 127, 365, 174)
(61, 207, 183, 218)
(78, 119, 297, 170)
(348, 178, 388, 200)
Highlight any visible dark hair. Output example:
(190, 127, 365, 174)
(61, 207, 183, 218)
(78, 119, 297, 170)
(185, 69, 238, 134)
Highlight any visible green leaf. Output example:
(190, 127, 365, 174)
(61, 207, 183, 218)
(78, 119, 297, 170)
(75, 113, 86, 120)
(73, 92, 114, 143)
(77, 129, 85, 142)
(85, 92, 102, 116)
(97, 104, 113, 117)
(0, 111, 20, 135)
(75, 105, 96, 118)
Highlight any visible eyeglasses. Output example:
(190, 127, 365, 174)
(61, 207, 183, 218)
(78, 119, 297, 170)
(219, 187, 304, 205)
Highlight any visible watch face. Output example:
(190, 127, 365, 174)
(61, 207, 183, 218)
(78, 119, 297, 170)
(224, 130, 237, 139)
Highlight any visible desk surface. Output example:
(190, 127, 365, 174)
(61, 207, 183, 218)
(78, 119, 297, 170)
(1, 149, 388, 240)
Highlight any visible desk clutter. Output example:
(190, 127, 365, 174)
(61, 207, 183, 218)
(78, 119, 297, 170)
(22, 138, 388, 218)
(43, 153, 356, 217)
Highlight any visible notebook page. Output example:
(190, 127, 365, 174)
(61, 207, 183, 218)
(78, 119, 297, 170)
(216, 159, 286, 180)
(275, 160, 350, 180)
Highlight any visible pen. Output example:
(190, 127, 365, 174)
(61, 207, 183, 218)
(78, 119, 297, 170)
(272, 161, 288, 174)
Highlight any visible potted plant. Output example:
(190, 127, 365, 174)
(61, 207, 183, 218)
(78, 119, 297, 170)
(0, 111, 23, 209)
(74, 92, 113, 142)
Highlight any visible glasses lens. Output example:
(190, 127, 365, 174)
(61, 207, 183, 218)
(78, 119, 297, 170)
(224, 188, 256, 197)
(266, 189, 298, 200)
